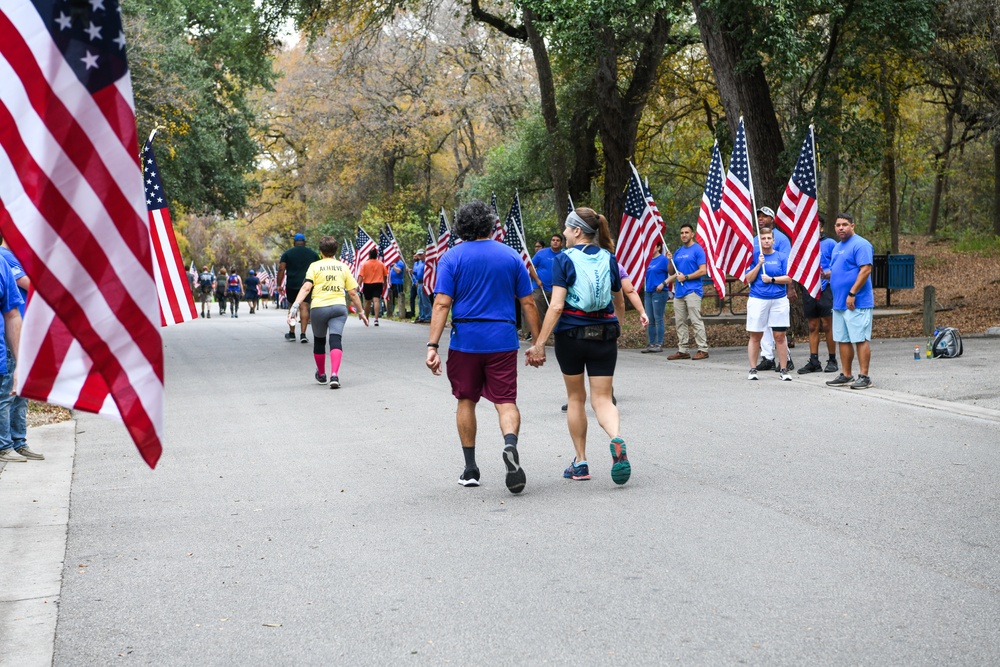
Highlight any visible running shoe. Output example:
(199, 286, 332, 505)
(329, 375, 341, 389)
(747, 368, 758, 380)
(561, 404, 568, 413)
(826, 373, 854, 387)
(786, 357, 795, 371)
(610, 438, 630, 485)
(285, 332, 295, 341)
(563, 458, 590, 480)
(755, 357, 775, 371)
(300, 334, 309, 344)
(502, 445, 526, 494)
(374, 319, 379, 327)
(458, 468, 480, 487)
(779, 369, 792, 381)
(824, 359, 839, 373)
(850, 374, 873, 390)
(315, 372, 327, 385)
(797, 359, 822, 374)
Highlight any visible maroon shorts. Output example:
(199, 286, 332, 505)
(446, 349, 518, 404)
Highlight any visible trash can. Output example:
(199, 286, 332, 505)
(887, 254, 915, 290)
(871, 254, 888, 289)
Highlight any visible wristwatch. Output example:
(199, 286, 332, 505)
(848, 292, 856, 297)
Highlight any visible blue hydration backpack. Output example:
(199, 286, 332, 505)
(563, 247, 612, 313)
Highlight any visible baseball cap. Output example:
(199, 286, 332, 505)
(757, 207, 775, 218)
(416, 248, 425, 255)
(294, 233, 306, 242)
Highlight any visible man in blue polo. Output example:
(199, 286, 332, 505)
(530, 233, 562, 325)
(0, 250, 25, 464)
(425, 200, 542, 494)
(797, 217, 839, 374)
(753, 208, 794, 371)
(665, 223, 709, 360)
(826, 213, 874, 389)
(390, 256, 406, 317)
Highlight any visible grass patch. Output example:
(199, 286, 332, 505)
(952, 230, 1000, 256)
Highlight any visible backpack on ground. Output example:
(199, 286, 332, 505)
(563, 247, 612, 313)
(932, 327, 963, 358)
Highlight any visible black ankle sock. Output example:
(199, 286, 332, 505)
(829, 354, 837, 361)
(463, 447, 477, 470)
(810, 353, 819, 362)
(503, 434, 518, 448)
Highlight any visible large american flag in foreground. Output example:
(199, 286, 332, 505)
(695, 142, 728, 298)
(144, 134, 197, 325)
(616, 162, 663, 288)
(718, 117, 756, 281)
(0, 0, 164, 467)
(775, 126, 822, 297)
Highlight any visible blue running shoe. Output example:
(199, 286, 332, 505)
(503, 445, 526, 494)
(563, 458, 590, 481)
(610, 437, 631, 485)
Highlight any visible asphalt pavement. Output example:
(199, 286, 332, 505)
(3, 306, 1000, 665)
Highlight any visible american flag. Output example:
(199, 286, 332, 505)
(503, 192, 531, 265)
(0, 0, 164, 467)
(718, 117, 756, 282)
(490, 192, 505, 242)
(616, 163, 663, 289)
(775, 126, 822, 297)
(695, 141, 728, 298)
(435, 209, 451, 257)
(422, 223, 437, 296)
(567, 193, 575, 215)
(143, 134, 197, 325)
(340, 238, 356, 277)
(356, 227, 377, 263)
(384, 223, 404, 268)
(378, 229, 395, 300)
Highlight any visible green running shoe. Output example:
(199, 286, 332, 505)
(610, 437, 631, 485)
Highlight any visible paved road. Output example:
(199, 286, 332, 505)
(3, 308, 1000, 665)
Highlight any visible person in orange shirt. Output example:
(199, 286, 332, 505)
(358, 248, 389, 326)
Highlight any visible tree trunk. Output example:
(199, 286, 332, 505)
(384, 152, 396, 198)
(523, 8, 568, 223)
(824, 92, 841, 236)
(594, 13, 672, 238)
(569, 111, 599, 206)
(878, 58, 899, 253)
(692, 0, 786, 210)
(994, 138, 1000, 236)
(928, 100, 958, 236)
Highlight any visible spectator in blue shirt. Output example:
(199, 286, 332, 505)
(826, 213, 875, 390)
(0, 251, 26, 463)
(390, 258, 406, 318)
(411, 249, 431, 322)
(753, 208, 795, 372)
(530, 233, 563, 327)
(641, 240, 671, 353)
(665, 223, 709, 360)
(797, 215, 839, 375)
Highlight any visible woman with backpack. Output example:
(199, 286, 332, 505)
(526, 208, 648, 486)
(215, 268, 228, 316)
(226, 267, 243, 318)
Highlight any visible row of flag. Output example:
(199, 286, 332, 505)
(619, 117, 821, 300)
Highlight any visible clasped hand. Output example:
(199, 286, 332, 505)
(525, 344, 546, 367)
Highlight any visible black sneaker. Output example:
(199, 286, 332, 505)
(786, 357, 794, 371)
(561, 404, 568, 413)
(756, 357, 775, 371)
(315, 372, 327, 384)
(300, 333, 309, 344)
(824, 359, 839, 373)
(458, 468, 480, 487)
(797, 359, 822, 374)
(502, 446, 526, 494)
(329, 375, 340, 389)
(284, 332, 295, 341)
(851, 374, 873, 390)
(826, 373, 855, 387)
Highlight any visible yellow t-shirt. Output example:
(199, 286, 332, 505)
(305, 258, 359, 308)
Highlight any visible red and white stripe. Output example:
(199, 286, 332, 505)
(149, 208, 197, 325)
(423, 223, 438, 296)
(615, 163, 663, 290)
(775, 127, 822, 297)
(717, 120, 755, 282)
(0, 4, 164, 467)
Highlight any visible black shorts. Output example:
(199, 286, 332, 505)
(362, 283, 383, 300)
(802, 286, 833, 319)
(554, 330, 618, 377)
(288, 287, 311, 305)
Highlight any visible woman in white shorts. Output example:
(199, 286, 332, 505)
(742, 229, 794, 381)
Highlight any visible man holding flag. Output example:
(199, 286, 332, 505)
(665, 224, 710, 360)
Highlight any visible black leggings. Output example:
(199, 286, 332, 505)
(228, 293, 240, 313)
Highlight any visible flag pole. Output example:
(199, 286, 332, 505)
(512, 190, 548, 306)
(741, 116, 765, 276)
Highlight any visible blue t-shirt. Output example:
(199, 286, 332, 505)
(531, 247, 561, 292)
(671, 243, 707, 298)
(745, 250, 789, 300)
(412, 260, 425, 282)
(819, 236, 836, 292)
(830, 233, 874, 310)
(0, 247, 27, 317)
(644, 254, 671, 291)
(0, 257, 24, 372)
(551, 245, 622, 332)
(752, 228, 791, 256)
(390, 260, 406, 285)
(245, 275, 260, 295)
(434, 240, 533, 353)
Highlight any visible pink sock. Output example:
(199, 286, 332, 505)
(314, 354, 325, 374)
(329, 349, 343, 374)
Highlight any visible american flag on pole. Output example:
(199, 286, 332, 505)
(340, 238, 356, 277)
(775, 125, 822, 297)
(422, 223, 437, 296)
(717, 117, 756, 282)
(616, 163, 663, 289)
(143, 134, 197, 325)
(435, 209, 451, 256)
(503, 192, 531, 265)
(378, 228, 395, 300)
(490, 192, 505, 242)
(695, 141, 728, 298)
(567, 193, 575, 215)
(356, 227, 377, 263)
(384, 223, 404, 268)
(0, 0, 164, 467)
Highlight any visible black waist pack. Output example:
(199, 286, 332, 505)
(566, 322, 620, 341)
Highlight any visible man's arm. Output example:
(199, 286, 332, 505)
(15, 275, 29, 291)
(4, 308, 21, 395)
(425, 293, 453, 375)
(276, 262, 287, 288)
(846, 265, 872, 311)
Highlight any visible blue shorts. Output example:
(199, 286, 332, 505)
(832, 308, 872, 343)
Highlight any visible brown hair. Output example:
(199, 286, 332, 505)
(318, 235, 339, 257)
(574, 208, 615, 252)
